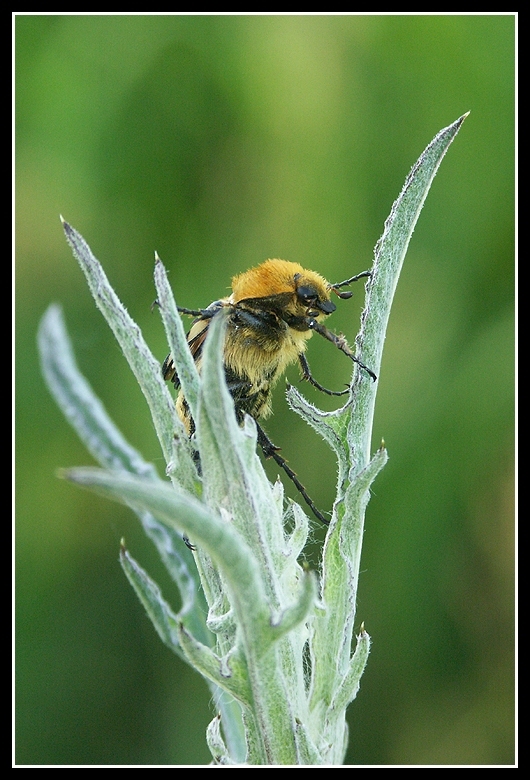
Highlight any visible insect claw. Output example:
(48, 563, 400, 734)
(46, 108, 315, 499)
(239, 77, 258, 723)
(183, 535, 196, 551)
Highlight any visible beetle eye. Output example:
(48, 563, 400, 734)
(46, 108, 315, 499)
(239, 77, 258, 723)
(297, 285, 317, 306)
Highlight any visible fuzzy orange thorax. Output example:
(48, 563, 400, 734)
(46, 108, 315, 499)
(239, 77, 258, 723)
(230, 259, 330, 303)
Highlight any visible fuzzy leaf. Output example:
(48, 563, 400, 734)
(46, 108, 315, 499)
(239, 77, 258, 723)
(177, 624, 252, 705)
(38, 304, 157, 479)
(60, 218, 192, 475)
(37, 303, 209, 643)
(60, 467, 273, 639)
(119, 543, 183, 656)
(153, 255, 201, 431)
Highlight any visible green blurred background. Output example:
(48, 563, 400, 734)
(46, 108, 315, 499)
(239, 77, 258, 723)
(15, 15, 515, 766)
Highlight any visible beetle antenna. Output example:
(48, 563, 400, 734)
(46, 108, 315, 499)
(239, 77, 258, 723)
(329, 270, 372, 299)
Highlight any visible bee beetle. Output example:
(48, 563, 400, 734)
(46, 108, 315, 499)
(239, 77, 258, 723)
(163, 259, 376, 526)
